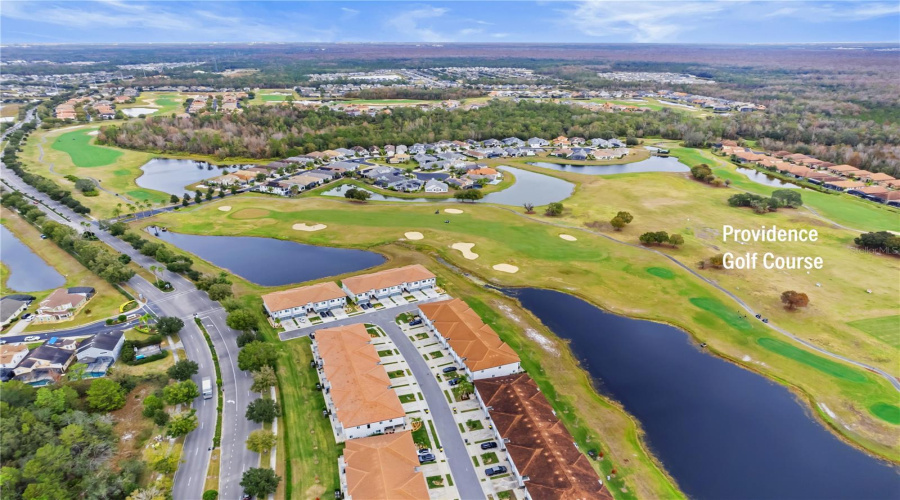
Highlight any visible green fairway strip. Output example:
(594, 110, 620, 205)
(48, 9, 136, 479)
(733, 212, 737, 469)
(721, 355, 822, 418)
(51, 129, 122, 167)
(757, 338, 868, 383)
(869, 403, 900, 424)
(646, 266, 675, 279)
(689, 297, 753, 331)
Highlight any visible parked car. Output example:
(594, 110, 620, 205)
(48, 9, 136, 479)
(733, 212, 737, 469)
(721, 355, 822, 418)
(409, 318, 422, 326)
(480, 441, 498, 450)
(23, 336, 41, 342)
(418, 453, 435, 464)
(448, 377, 460, 386)
(485, 466, 507, 476)
(21, 313, 32, 322)
(442, 366, 458, 374)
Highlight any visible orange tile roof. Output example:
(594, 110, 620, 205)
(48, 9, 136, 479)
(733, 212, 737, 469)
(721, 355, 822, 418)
(262, 282, 345, 313)
(860, 172, 896, 182)
(419, 298, 520, 372)
(474, 373, 610, 500)
(828, 164, 858, 173)
(316, 324, 405, 428)
(468, 167, 498, 176)
(342, 265, 434, 295)
(343, 432, 429, 500)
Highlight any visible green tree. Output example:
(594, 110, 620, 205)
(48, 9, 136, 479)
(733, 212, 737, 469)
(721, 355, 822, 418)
(251, 365, 278, 393)
(545, 202, 564, 216)
(669, 234, 685, 247)
(35, 386, 77, 414)
(202, 491, 219, 500)
(87, 378, 126, 411)
(615, 211, 633, 224)
(156, 316, 185, 336)
(240, 468, 281, 498)
(245, 398, 280, 424)
(207, 283, 233, 301)
(246, 429, 277, 454)
(182, 194, 190, 207)
(227, 308, 258, 332)
(142, 394, 165, 417)
(169, 194, 179, 204)
(610, 216, 626, 231)
(166, 410, 198, 437)
(690, 163, 714, 182)
(238, 342, 278, 372)
(163, 380, 201, 405)
(453, 189, 483, 202)
(167, 359, 200, 381)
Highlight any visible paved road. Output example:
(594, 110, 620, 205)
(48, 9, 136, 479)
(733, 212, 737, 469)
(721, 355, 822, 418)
(279, 302, 484, 500)
(1, 317, 141, 344)
(2, 128, 261, 499)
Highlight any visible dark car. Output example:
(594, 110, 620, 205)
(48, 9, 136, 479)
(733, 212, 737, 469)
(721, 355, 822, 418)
(480, 441, 498, 450)
(448, 378, 460, 386)
(409, 318, 422, 326)
(418, 453, 435, 464)
(442, 366, 458, 374)
(485, 466, 507, 476)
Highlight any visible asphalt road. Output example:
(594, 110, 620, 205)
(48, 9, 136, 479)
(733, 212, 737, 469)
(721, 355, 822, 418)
(2, 132, 261, 499)
(1, 317, 141, 344)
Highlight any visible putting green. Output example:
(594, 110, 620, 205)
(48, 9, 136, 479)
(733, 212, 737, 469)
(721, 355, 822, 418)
(847, 315, 900, 349)
(51, 129, 122, 167)
(689, 297, 753, 331)
(869, 402, 900, 424)
(757, 338, 868, 383)
(646, 267, 675, 279)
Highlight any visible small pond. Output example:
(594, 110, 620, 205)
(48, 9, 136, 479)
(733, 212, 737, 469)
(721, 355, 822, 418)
(481, 165, 573, 206)
(136, 159, 232, 197)
(528, 155, 689, 175)
(736, 167, 800, 189)
(149, 229, 385, 286)
(0, 226, 66, 292)
(504, 287, 900, 500)
(121, 107, 158, 117)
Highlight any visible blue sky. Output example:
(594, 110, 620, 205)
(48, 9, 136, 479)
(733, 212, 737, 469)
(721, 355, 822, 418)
(1, 1, 898, 44)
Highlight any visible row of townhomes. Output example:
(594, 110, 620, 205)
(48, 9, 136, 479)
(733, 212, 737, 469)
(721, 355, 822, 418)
(717, 140, 900, 206)
(1, 331, 124, 385)
(292, 264, 608, 500)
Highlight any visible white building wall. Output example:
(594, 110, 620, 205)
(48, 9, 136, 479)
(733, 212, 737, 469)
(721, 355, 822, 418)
(471, 362, 522, 381)
(342, 416, 406, 440)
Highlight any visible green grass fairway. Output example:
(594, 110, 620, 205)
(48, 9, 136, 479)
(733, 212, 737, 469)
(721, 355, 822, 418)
(690, 297, 753, 331)
(646, 267, 675, 279)
(847, 315, 900, 349)
(51, 129, 122, 167)
(869, 403, 900, 424)
(757, 338, 868, 382)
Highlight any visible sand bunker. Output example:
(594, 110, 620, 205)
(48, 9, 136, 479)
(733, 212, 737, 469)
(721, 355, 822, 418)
(404, 232, 424, 240)
(559, 234, 577, 241)
(451, 242, 479, 260)
(217, 206, 232, 212)
(444, 209, 464, 214)
(87, 130, 100, 136)
(492, 264, 519, 273)
(293, 223, 327, 232)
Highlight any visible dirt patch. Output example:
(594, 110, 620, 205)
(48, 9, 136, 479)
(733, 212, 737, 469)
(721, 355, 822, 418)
(444, 208, 464, 214)
(110, 384, 157, 463)
(217, 206, 232, 212)
(492, 263, 519, 273)
(559, 234, 577, 241)
(293, 223, 327, 231)
(496, 303, 559, 356)
(404, 231, 424, 240)
(451, 242, 478, 260)
(231, 208, 271, 219)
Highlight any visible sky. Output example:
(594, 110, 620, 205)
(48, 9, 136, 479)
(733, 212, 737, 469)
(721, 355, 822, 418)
(1, 1, 898, 45)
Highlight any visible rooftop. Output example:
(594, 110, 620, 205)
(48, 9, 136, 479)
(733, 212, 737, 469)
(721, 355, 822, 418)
(343, 431, 429, 500)
(342, 265, 434, 295)
(262, 282, 345, 313)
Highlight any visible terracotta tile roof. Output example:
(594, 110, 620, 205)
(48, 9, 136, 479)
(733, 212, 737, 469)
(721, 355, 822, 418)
(829, 164, 860, 173)
(860, 172, 896, 182)
(468, 167, 498, 176)
(855, 186, 889, 195)
(342, 265, 434, 295)
(262, 282, 345, 313)
(474, 373, 610, 500)
(316, 324, 405, 428)
(343, 432, 429, 500)
(419, 299, 520, 372)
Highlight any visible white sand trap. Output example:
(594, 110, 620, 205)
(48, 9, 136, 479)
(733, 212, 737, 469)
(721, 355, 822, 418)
(218, 206, 232, 212)
(451, 242, 479, 260)
(405, 231, 424, 240)
(444, 208, 464, 214)
(87, 130, 100, 136)
(559, 234, 577, 241)
(292, 223, 327, 231)
(493, 264, 519, 273)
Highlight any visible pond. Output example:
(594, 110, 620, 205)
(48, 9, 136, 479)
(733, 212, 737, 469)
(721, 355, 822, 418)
(120, 107, 158, 117)
(149, 229, 385, 286)
(504, 287, 900, 500)
(0, 226, 66, 292)
(736, 167, 801, 189)
(481, 166, 573, 206)
(135, 159, 231, 197)
(528, 156, 689, 176)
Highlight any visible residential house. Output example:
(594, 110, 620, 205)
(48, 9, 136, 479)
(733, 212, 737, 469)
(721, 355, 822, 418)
(466, 167, 500, 181)
(527, 137, 549, 148)
(312, 324, 406, 441)
(474, 373, 611, 500)
(368, 146, 381, 156)
(76, 331, 125, 377)
(341, 265, 436, 304)
(335, 148, 357, 158)
(262, 282, 347, 320)
(552, 136, 570, 146)
(1, 297, 27, 327)
(482, 139, 501, 148)
(419, 298, 521, 380)
(388, 153, 410, 164)
(0, 344, 29, 380)
(824, 180, 866, 192)
(35, 288, 92, 323)
(14, 341, 77, 386)
(502, 137, 525, 147)
(447, 177, 474, 189)
(339, 432, 429, 500)
(389, 179, 425, 192)
(230, 170, 259, 183)
(384, 145, 396, 156)
(590, 138, 611, 148)
(424, 179, 449, 193)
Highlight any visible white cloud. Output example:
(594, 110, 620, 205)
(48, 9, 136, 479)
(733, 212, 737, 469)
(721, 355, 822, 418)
(341, 7, 360, 16)
(766, 1, 899, 21)
(562, 1, 729, 42)
(385, 5, 452, 42)
(492, 33, 510, 38)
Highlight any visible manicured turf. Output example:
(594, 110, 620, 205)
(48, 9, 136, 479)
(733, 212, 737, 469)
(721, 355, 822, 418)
(869, 403, 900, 424)
(646, 267, 675, 279)
(51, 129, 122, 167)
(847, 315, 900, 349)
(261, 94, 291, 102)
(757, 338, 868, 383)
(689, 297, 753, 331)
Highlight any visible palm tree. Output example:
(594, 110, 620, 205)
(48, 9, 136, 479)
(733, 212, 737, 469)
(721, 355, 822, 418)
(113, 203, 122, 218)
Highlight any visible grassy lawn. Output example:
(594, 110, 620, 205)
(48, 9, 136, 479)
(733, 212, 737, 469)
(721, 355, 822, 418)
(377, 349, 394, 357)
(387, 369, 405, 379)
(51, 128, 123, 167)
(1, 208, 122, 332)
(481, 451, 499, 465)
(425, 475, 447, 489)
(118, 92, 188, 116)
(411, 419, 432, 450)
(1, 103, 20, 118)
(428, 350, 444, 359)
(399, 393, 417, 404)
(847, 315, 900, 349)
(466, 419, 484, 431)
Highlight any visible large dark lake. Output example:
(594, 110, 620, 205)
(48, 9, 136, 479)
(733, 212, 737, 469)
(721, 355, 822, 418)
(505, 287, 900, 499)
(528, 155, 689, 175)
(150, 230, 385, 286)
(0, 226, 65, 292)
